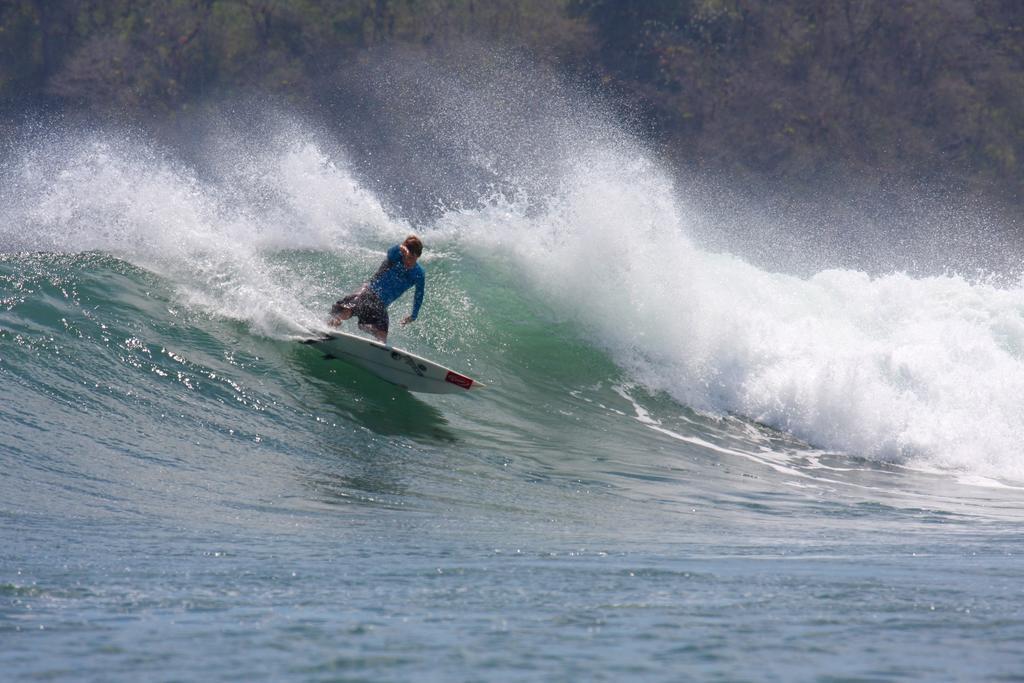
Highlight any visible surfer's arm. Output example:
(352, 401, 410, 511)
(402, 273, 425, 325)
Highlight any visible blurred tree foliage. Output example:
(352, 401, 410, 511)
(1, 0, 1022, 200)
(571, 0, 1024, 198)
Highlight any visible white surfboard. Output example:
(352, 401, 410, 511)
(302, 331, 484, 394)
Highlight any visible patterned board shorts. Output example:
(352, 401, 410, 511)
(332, 287, 389, 333)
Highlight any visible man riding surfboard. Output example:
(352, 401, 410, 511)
(328, 235, 425, 343)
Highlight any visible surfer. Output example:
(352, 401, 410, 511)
(328, 235, 425, 343)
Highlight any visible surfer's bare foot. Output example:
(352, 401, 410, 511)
(328, 315, 343, 327)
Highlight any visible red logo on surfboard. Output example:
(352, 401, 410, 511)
(445, 371, 473, 389)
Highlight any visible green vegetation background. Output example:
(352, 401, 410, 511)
(2, 0, 1023, 204)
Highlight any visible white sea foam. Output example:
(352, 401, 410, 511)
(3, 131, 406, 336)
(441, 148, 1024, 482)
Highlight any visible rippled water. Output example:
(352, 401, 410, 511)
(2, 125, 1023, 681)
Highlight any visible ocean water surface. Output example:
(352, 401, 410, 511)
(2, 118, 1023, 681)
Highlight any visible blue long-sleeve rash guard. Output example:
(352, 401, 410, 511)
(368, 245, 425, 320)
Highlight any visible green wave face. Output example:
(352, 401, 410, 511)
(2, 124, 1023, 524)
(2, 246, 1019, 538)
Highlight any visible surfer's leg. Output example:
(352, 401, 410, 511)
(358, 322, 388, 343)
(328, 309, 352, 327)
(355, 296, 388, 342)
(329, 296, 358, 327)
